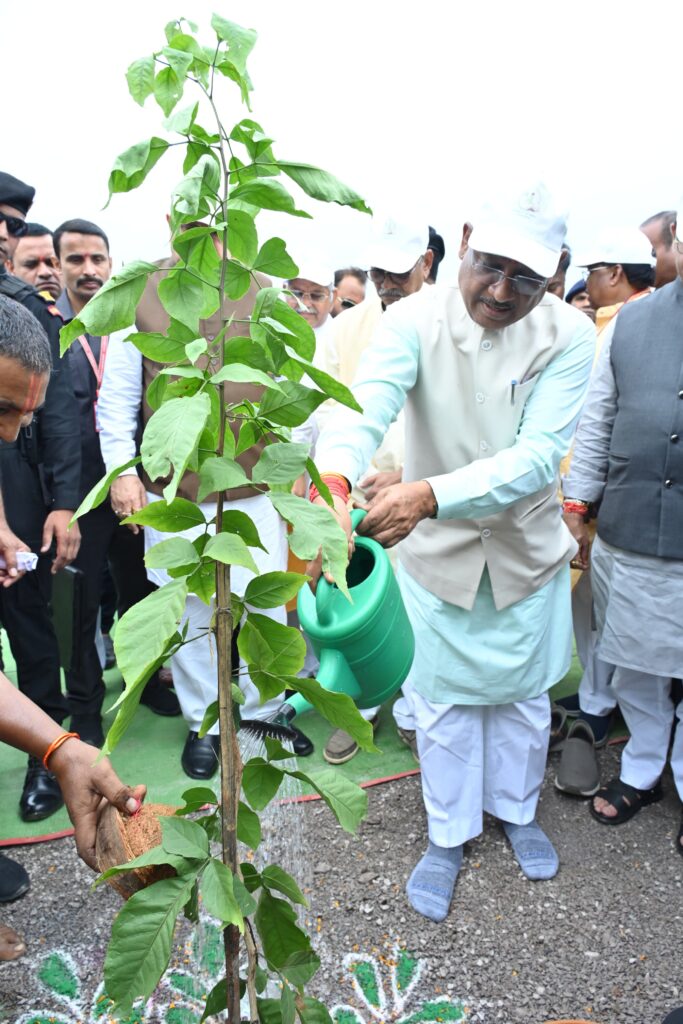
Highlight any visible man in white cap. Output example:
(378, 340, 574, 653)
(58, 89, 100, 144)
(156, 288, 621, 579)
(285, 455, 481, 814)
(309, 182, 595, 922)
(560, 206, 683, 856)
(555, 229, 655, 797)
(319, 216, 435, 765)
(284, 262, 336, 373)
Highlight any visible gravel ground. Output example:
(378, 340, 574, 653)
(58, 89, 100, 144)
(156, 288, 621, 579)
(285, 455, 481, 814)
(1, 744, 682, 1024)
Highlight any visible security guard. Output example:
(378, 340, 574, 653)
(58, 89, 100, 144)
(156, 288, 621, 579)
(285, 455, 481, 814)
(0, 171, 81, 821)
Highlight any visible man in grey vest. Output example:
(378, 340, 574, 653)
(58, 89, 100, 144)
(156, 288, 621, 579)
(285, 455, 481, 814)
(312, 181, 595, 922)
(563, 201, 683, 854)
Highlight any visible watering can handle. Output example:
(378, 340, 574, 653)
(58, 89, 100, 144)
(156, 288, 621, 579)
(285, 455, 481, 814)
(315, 507, 367, 624)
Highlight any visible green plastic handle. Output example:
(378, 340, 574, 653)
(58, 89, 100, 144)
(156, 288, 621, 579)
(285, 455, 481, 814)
(315, 507, 367, 624)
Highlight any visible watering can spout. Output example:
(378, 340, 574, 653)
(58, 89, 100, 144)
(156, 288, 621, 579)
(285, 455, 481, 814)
(279, 648, 362, 720)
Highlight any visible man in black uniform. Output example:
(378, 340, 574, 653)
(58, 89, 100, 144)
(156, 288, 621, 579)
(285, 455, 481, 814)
(54, 218, 180, 745)
(0, 171, 81, 821)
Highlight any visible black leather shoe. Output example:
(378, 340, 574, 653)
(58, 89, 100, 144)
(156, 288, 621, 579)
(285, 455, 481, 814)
(20, 756, 64, 822)
(291, 726, 314, 757)
(102, 633, 116, 670)
(181, 732, 220, 779)
(71, 714, 105, 748)
(0, 853, 29, 902)
(140, 677, 182, 717)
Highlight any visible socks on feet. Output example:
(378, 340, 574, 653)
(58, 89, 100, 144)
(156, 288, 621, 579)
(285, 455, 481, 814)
(406, 841, 463, 922)
(503, 820, 559, 880)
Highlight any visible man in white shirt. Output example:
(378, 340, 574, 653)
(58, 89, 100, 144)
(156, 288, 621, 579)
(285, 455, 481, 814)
(311, 182, 595, 922)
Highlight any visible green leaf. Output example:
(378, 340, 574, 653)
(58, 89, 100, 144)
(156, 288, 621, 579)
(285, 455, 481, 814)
(239, 614, 306, 676)
(177, 786, 217, 813)
(277, 161, 371, 214)
(242, 758, 284, 811)
(281, 983, 296, 1024)
(240, 861, 261, 892)
(258, 380, 325, 428)
(279, 950, 321, 990)
(187, 560, 216, 606)
(198, 700, 218, 738)
(145, 537, 199, 574)
(141, 392, 211, 503)
(204, 532, 258, 574)
(227, 208, 258, 265)
(94, 846, 197, 888)
(255, 294, 316, 361)
(261, 865, 307, 906)
(171, 228, 220, 287)
(108, 137, 170, 200)
(126, 56, 155, 105)
(225, 335, 274, 373)
(60, 261, 158, 352)
(197, 455, 249, 501)
(146, 372, 168, 411)
(235, 418, 262, 457)
(244, 571, 308, 610)
(157, 266, 217, 331)
(172, 154, 221, 219)
(291, 677, 377, 754)
(253, 442, 309, 485)
(264, 736, 295, 761)
(254, 891, 310, 972)
(233, 874, 258, 915)
(200, 977, 228, 1023)
(104, 875, 195, 1012)
(290, 766, 368, 834)
(163, 100, 198, 134)
(253, 237, 298, 278)
(220, 509, 266, 549)
(229, 179, 311, 218)
(186, 337, 208, 363)
(153, 65, 183, 116)
(161, 45, 193, 80)
(123, 497, 206, 533)
(70, 457, 140, 523)
(114, 580, 188, 689)
(292, 359, 362, 413)
(161, 816, 209, 859)
(211, 15, 257, 73)
(201, 858, 244, 929)
(306, 459, 333, 507)
(257, 998, 283, 1024)
(127, 330, 189, 363)
(237, 800, 262, 849)
(298, 997, 334, 1024)
(269, 492, 350, 598)
(225, 259, 251, 301)
(210, 362, 281, 391)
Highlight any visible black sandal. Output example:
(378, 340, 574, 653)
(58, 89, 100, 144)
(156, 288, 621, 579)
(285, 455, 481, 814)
(589, 777, 663, 825)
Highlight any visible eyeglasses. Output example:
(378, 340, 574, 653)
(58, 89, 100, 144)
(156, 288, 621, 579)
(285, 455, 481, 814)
(288, 288, 331, 303)
(339, 297, 358, 310)
(580, 264, 610, 281)
(469, 252, 548, 296)
(0, 214, 28, 238)
(369, 256, 422, 285)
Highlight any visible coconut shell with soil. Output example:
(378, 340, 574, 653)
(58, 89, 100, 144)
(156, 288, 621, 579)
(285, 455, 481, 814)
(96, 801, 178, 900)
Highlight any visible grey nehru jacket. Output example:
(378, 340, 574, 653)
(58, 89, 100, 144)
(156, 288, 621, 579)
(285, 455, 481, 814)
(566, 277, 683, 559)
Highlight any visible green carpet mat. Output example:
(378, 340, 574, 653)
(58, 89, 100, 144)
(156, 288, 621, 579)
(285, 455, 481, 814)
(0, 642, 585, 845)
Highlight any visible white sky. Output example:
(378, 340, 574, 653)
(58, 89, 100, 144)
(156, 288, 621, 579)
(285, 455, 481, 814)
(2, 0, 680, 288)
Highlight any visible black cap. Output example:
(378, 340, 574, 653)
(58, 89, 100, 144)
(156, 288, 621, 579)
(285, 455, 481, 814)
(428, 226, 446, 262)
(0, 172, 35, 215)
(565, 280, 587, 303)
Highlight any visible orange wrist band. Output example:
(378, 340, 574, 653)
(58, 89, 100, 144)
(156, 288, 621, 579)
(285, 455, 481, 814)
(42, 731, 80, 771)
(320, 472, 351, 488)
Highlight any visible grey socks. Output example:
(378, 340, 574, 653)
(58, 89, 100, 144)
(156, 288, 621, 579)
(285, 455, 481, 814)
(503, 820, 559, 880)
(406, 841, 463, 922)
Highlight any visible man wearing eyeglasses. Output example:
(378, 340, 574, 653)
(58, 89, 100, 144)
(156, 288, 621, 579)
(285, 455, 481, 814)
(311, 182, 595, 922)
(6, 223, 62, 301)
(331, 267, 367, 317)
(561, 206, 683, 858)
(0, 170, 82, 822)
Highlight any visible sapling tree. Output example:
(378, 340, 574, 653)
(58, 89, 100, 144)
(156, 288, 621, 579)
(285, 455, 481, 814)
(61, 15, 377, 1022)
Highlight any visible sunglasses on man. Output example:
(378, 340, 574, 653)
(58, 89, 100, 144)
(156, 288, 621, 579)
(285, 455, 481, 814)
(0, 214, 28, 238)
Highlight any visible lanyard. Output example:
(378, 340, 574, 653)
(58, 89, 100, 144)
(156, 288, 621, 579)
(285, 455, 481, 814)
(78, 334, 109, 431)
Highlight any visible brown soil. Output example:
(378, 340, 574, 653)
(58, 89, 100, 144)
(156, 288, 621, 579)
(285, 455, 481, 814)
(96, 802, 178, 900)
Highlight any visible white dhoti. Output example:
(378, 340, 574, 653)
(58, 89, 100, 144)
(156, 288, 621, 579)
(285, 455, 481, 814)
(144, 492, 287, 733)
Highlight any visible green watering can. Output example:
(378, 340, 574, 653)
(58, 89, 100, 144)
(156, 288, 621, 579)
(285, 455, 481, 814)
(270, 508, 415, 732)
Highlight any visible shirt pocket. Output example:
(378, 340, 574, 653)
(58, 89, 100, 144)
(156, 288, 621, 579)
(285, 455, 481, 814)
(511, 372, 540, 406)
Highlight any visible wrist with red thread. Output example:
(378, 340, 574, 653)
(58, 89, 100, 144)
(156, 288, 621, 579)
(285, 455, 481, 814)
(309, 472, 351, 504)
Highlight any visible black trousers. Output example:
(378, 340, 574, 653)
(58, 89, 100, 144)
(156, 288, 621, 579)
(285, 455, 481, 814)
(0, 445, 67, 725)
(65, 499, 158, 717)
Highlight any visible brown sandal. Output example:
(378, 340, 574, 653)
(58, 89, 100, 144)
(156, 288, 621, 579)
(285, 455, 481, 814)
(0, 923, 26, 961)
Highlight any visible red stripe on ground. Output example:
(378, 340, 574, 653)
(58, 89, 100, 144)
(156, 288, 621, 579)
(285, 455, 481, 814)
(0, 827, 75, 847)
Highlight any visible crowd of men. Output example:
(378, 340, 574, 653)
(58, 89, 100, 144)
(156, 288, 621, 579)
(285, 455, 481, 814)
(0, 166, 682, 1024)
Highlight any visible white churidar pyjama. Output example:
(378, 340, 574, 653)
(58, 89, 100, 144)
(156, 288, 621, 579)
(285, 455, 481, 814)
(612, 668, 683, 798)
(572, 568, 616, 717)
(413, 690, 551, 847)
(144, 492, 287, 733)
